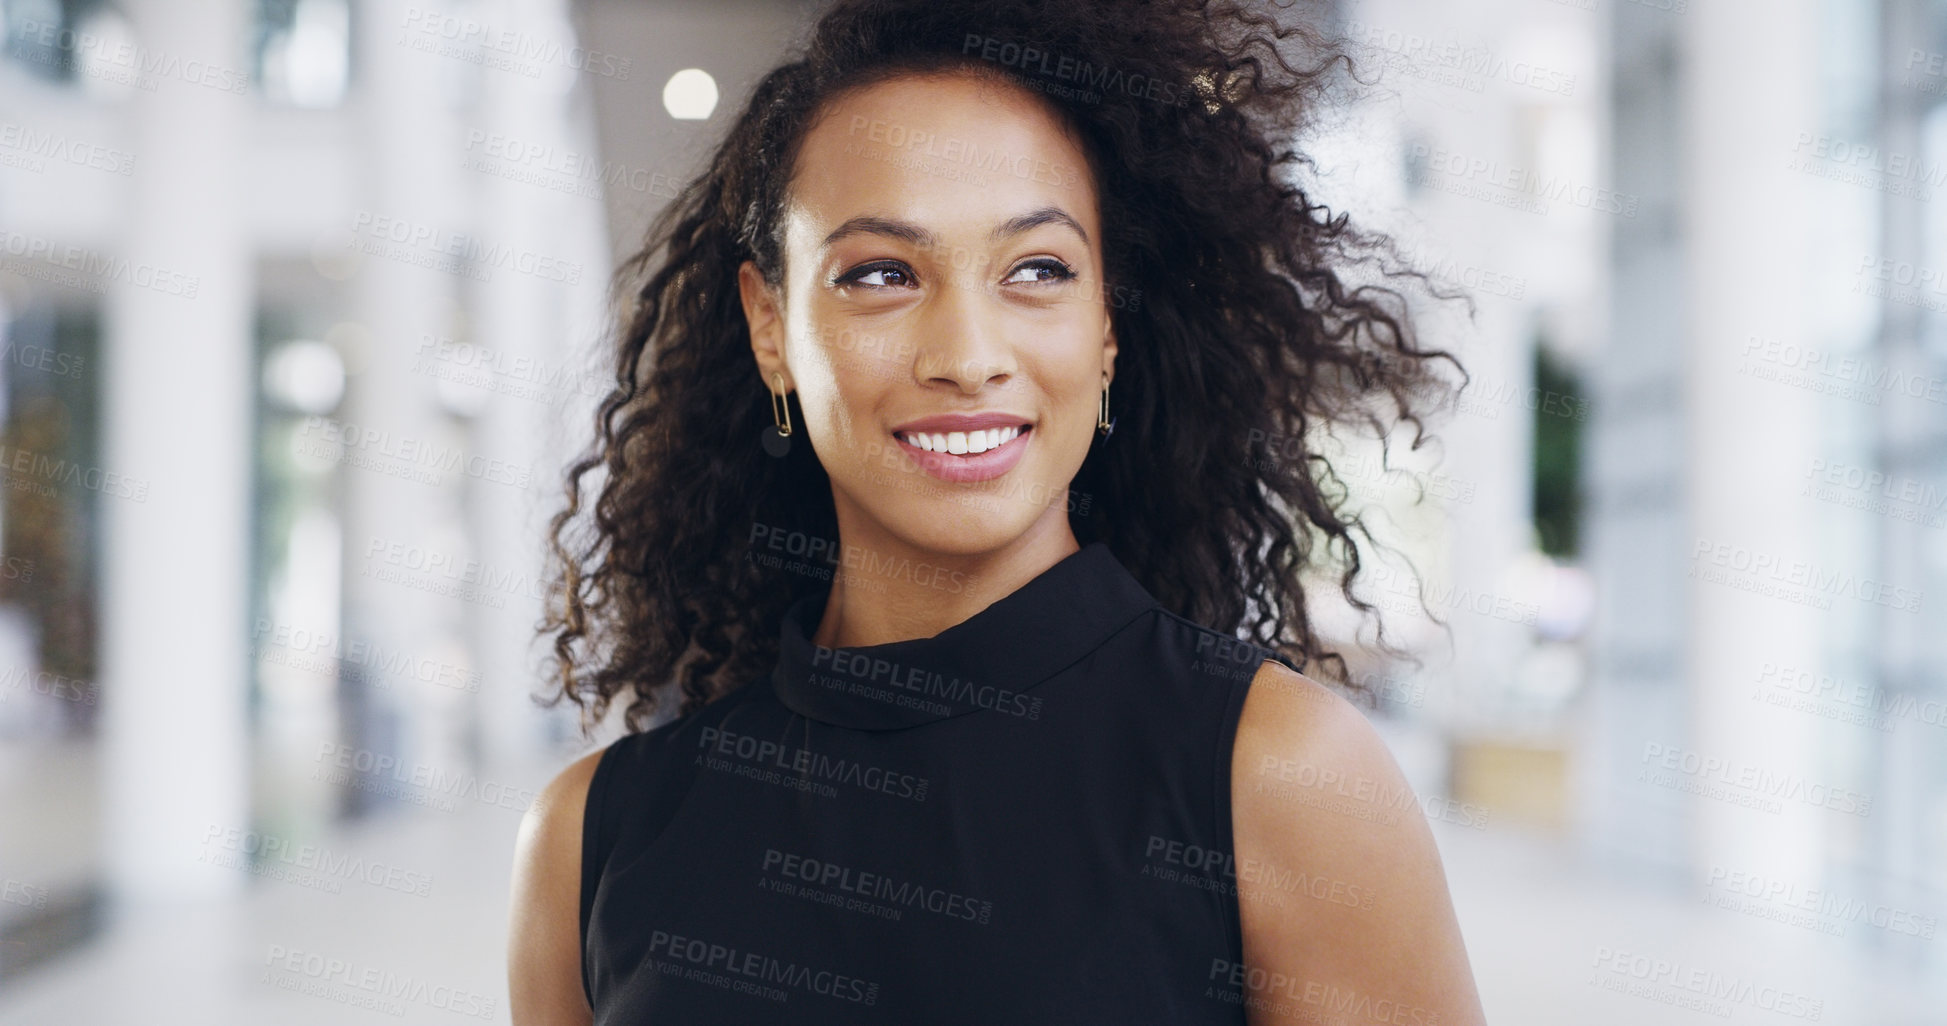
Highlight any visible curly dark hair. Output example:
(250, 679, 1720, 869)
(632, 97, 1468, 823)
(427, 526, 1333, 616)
(539, 0, 1466, 735)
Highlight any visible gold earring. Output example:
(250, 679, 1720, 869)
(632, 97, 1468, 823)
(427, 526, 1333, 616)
(770, 372, 793, 437)
(1096, 374, 1115, 439)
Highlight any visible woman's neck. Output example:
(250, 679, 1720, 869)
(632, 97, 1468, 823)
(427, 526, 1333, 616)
(810, 512, 1082, 650)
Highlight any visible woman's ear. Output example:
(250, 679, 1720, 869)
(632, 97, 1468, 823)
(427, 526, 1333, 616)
(739, 260, 790, 389)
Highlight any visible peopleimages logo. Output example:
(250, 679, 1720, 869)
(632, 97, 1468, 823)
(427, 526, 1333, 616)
(759, 848, 994, 925)
(252, 617, 482, 694)
(10, 19, 249, 93)
(647, 930, 879, 1005)
(1142, 835, 1378, 911)
(1407, 142, 1634, 215)
(695, 726, 930, 802)
(1589, 946, 1824, 1021)
(1753, 660, 1947, 732)
(262, 944, 495, 1019)
(311, 742, 537, 814)
(0, 230, 199, 300)
(301, 416, 532, 488)
(1205, 962, 1441, 1025)
(1703, 864, 1935, 940)
(808, 646, 1043, 720)
(748, 523, 976, 594)
(961, 34, 1193, 107)
(1688, 536, 1923, 613)
(1343, 20, 1578, 96)
(347, 210, 582, 285)
(0, 122, 135, 176)
(399, 6, 632, 80)
(200, 824, 433, 898)
(846, 116, 1083, 189)
(1, 879, 47, 911)
(1638, 742, 1872, 817)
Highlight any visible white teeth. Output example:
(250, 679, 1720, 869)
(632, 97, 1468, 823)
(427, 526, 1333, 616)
(968, 426, 1021, 452)
(898, 425, 1025, 454)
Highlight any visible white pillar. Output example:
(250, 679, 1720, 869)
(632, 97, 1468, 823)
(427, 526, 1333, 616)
(1583, 0, 1691, 875)
(466, 0, 614, 767)
(1867, 0, 1938, 924)
(333, 0, 465, 809)
(99, 0, 254, 902)
(1681, 0, 1824, 883)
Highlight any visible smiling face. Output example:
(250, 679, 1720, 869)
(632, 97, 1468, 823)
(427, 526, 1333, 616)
(740, 69, 1116, 560)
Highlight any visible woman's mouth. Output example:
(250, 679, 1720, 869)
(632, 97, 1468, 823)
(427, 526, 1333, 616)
(895, 425, 1025, 455)
(891, 425, 1032, 483)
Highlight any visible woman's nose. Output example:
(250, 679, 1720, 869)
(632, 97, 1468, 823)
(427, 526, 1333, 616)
(912, 280, 1016, 392)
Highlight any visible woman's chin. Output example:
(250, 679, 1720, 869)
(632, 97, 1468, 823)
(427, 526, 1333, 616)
(831, 464, 1077, 560)
(899, 515, 1026, 558)
(871, 500, 1049, 559)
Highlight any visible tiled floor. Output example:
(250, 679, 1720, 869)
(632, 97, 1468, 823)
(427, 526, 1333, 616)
(1443, 821, 1944, 1026)
(0, 777, 525, 1026)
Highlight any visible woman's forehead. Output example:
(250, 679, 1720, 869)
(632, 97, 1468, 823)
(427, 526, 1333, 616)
(782, 72, 1099, 253)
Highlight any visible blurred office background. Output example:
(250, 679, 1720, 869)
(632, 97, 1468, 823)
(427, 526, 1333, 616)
(0, 0, 1941, 1021)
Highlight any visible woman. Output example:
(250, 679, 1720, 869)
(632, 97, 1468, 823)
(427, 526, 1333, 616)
(511, 0, 1485, 1023)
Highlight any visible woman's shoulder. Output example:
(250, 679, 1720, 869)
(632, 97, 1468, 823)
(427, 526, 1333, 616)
(508, 741, 608, 1024)
(1134, 606, 1302, 696)
(521, 684, 758, 865)
(559, 684, 761, 825)
(1231, 657, 1377, 770)
(509, 686, 761, 1015)
(1225, 660, 1489, 1023)
(524, 710, 684, 828)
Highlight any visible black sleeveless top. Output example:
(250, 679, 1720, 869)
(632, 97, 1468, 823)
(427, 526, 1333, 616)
(579, 541, 1287, 1023)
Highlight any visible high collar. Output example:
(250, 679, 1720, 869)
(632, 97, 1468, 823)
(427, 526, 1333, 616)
(769, 541, 1161, 731)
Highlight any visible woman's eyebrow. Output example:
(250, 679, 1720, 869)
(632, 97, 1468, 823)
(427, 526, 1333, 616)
(819, 206, 1090, 251)
(990, 206, 1090, 246)
(821, 214, 934, 250)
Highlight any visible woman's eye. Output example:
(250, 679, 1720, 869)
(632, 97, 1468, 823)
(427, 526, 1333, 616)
(1003, 258, 1077, 285)
(837, 262, 916, 289)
